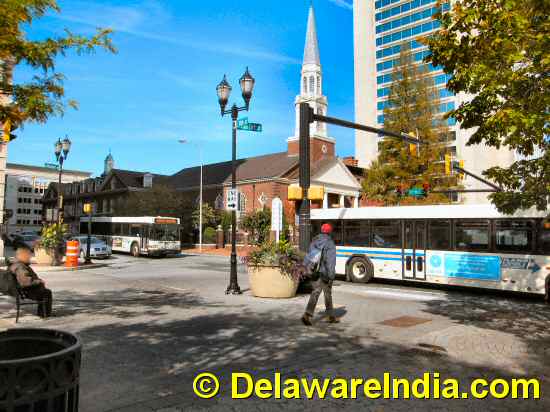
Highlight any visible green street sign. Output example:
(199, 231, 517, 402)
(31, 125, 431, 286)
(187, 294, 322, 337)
(237, 117, 262, 132)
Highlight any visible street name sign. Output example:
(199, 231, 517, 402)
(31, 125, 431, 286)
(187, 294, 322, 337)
(237, 117, 262, 132)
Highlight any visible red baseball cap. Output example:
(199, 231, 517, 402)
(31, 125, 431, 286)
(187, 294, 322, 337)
(321, 223, 333, 234)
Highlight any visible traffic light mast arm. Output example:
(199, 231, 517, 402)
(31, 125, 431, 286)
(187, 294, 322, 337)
(452, 164, 502, 191)
(312, 112, 422, 146)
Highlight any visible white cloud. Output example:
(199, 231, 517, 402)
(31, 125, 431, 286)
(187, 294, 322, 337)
(328, 0, 353, 10)
(51, 1, 300, 65)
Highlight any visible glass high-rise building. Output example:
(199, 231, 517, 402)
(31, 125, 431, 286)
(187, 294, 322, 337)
(353, 0, 514, 204)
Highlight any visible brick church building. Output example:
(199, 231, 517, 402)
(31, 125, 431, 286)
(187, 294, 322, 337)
(43, 5, 364, 234)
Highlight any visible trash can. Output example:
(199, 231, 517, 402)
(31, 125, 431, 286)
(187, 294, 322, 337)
(0, 328, 81, 412)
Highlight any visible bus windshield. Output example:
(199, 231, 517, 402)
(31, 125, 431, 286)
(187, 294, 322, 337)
(150, 224, 179, 241)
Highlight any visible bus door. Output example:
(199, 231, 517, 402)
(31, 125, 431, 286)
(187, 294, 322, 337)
(403, 220, 427, 280)
(140, 225, 149, 251)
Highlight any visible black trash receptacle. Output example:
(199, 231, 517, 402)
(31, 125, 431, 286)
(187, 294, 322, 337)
(0, 328, 81, 412)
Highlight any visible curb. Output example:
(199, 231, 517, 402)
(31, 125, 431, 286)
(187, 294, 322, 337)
(34, 262, 112, 272)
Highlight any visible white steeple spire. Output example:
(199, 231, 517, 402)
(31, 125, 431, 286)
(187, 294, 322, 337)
(288, 3, 334, 147)
(303, 5, 321, 66)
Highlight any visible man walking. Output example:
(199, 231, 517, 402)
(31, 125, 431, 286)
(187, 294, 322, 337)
(302, 223, 338, 326)
(9, 245, 53, 318)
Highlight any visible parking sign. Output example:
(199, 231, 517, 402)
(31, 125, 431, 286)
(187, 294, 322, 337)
(226, 189, 239, 211)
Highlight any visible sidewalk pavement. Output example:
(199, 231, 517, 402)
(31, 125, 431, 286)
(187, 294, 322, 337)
(1, 259, 549, 411)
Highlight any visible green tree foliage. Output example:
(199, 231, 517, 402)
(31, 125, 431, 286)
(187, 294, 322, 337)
(240, 208, 271, 245)
(364, 44, 452, 205)
(192, 203, 218, 230)
(426, 0, 549, 213)
(114, 186, 191, 217)
(0, 0, 116, 127)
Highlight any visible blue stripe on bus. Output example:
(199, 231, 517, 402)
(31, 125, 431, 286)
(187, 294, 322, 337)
(336, 254, 402, 262)
(336, 248, 425, 257)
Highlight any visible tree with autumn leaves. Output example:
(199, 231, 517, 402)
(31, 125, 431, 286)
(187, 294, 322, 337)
(363, 43, 454, 205)
(0, 0, 116, 129)
(426, 0, 549, 214)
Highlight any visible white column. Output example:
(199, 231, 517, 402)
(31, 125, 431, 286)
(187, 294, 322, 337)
(353, 196, 359, 208)
(323, 192, 328, 209)
(339, 194, 345, 208)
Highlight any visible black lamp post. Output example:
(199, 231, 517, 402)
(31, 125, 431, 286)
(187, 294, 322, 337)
(54, 136, 72, 225)
(216, 68, 255, 295)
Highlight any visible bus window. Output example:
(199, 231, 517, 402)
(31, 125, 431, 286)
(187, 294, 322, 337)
(495, 220, 533, 253)
(372, 220, 401, 248)
(343, 220, 370, 246)
(429, 220, 451, 250)
(120, 224, 129, 236)
(112, 223, 121, 236)
(539, 221, 550, 254)
(455, 220, 489, 251)
(130, 224, 141, 237)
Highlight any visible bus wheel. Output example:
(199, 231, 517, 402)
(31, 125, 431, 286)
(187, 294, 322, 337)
(131, 243, 140, 257)
(346, 257, 374, 284)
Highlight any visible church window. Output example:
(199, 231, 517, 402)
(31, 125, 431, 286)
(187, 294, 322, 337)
(317, 76, 321, 95)
(309, 76, 315, 95)
(215, 193, 224, 210)
(303, 77, 307, 94)
(238, 193, 247, 213)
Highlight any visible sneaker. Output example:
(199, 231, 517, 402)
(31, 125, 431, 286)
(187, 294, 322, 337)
(327, 316, 340, 324)
(301, 314, 313, 326)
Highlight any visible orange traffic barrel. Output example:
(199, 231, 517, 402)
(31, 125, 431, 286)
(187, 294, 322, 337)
(65, 240, 80, 268)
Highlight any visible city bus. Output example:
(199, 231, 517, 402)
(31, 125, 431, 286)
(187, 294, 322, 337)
(311, 204, 550, 301)
(79, 216, 181, 257)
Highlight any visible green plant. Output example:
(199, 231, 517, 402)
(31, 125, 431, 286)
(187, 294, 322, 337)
(39, 223, 67, 250)
(241, 208, 271, 245)
(203, 227, 216, 244)
(242, 240, 306, 282)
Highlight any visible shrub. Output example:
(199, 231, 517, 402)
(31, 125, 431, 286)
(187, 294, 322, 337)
(203, 227, 217, 244)
(39, 223, 67, 250)
(240, 208, 271, 245)
(241, 240, 306, 282)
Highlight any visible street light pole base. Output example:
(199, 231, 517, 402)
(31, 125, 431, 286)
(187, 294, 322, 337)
(225, 284, 242, 295)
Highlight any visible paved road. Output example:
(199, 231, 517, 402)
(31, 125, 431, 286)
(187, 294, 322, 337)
(1, 254, 549, 411)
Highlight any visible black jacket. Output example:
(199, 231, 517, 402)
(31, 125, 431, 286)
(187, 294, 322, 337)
(309, 234, 337, 280)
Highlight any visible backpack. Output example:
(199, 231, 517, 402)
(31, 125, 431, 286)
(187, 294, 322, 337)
(304, 244, 325, 276)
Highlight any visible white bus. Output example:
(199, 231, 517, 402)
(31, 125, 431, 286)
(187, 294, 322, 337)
(311, 204, 550, 301)
(79, 216, 181, 257)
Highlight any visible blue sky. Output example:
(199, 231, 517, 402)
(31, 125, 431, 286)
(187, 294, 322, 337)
(10, 0, 355, 176)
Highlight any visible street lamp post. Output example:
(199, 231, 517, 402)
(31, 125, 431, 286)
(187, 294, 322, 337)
(216, 68, 255, 295)
(179, 139, 203, 252)
(54, 136, 72, 226)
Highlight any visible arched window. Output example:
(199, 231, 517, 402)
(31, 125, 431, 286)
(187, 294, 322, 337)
(215, 193, 224, 210)
(238, 193, 247, 213)
(317, 76, 321, 95)
(303, 77, 307, 94)
(309, 76, 315, 95)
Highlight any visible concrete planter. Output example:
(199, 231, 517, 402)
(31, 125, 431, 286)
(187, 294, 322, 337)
(248, 265, 299, 298)
(34, 247, 61, 266)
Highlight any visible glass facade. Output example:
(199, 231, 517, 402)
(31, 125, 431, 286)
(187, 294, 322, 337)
(374, 0, 455, 129)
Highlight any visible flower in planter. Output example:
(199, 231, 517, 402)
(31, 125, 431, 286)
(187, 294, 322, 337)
(241, 240, 306, 283)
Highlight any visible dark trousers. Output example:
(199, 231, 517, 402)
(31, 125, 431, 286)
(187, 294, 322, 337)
(305, 278, 334, 317)
(24, 285, 53, 317)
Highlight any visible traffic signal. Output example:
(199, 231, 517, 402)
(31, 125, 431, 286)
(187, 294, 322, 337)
(308, 185, 325, 201)
(2, 119, 17, 143)
(287, 185, 303, 201)
(458, 160, 465, 180)
(444, 154, 452, 176)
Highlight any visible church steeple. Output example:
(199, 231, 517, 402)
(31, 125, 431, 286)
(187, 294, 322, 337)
(288, 4, 335, 161)
(104, 150, 114, 176)
(303, 5, 321, 67)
